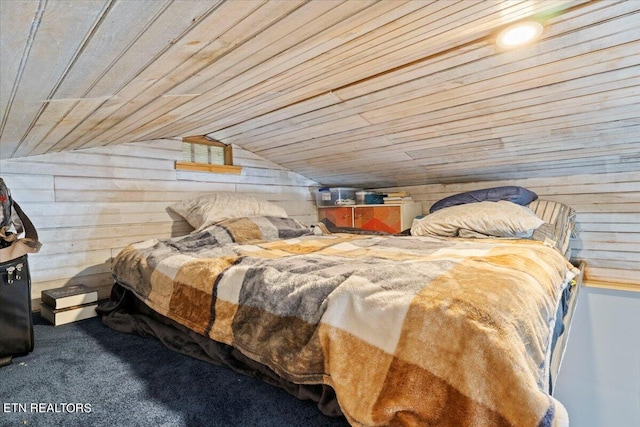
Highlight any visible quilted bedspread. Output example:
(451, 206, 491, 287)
(112, 216, 578, 427)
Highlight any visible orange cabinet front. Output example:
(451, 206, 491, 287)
(354, 206, 401, 233)
(317, 207, 354, 228)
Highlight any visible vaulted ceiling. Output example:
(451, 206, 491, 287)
(1, 0, 638, 187)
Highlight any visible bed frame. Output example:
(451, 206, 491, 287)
(550, 261, 585, 392)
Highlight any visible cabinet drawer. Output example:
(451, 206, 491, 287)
(317, 207, 353, 227)
(354, 206, 401, 233)
(318, 202, 422, 233)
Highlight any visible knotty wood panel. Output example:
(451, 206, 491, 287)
(13, 0, 173, 157)
(57, 0, 306, 152)
(0, 0, 40, 132)
(1, 1, 636, 191)
(0, 0, 108, 156)
(1, 0, 597, 166)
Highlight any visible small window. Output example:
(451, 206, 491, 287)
(182, 140, 225, 165)
(175, 136, 242, 174)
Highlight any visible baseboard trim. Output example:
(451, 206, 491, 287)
(584, 280, 640, 293)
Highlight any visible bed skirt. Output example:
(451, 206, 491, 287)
(97, 282, 344, 418)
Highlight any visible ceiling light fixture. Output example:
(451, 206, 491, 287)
(496, 21, 544, 49)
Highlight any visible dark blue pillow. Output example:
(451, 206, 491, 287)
(429, 186, 538, 213)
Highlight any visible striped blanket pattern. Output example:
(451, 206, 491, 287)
(112, 216, 578, 427)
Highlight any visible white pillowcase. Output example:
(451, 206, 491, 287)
(411, 200, 544, 238)
(168, 192, 288, 232)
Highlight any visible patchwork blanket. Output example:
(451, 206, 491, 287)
(112, 216, 578, 427)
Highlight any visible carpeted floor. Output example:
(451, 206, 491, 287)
(1, 314, 350, 427)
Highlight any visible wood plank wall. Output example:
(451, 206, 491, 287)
(376, 172, 640, 290)
(0, 139, 318, 306)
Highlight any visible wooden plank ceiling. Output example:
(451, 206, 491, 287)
(1, 0, 638, 187)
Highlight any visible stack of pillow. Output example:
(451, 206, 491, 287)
(411, 186, 541, 238)
(410, 186, 577, 258)
(169, 192, 290, 233)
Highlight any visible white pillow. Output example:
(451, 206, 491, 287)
(168, 192, 288, 232)
(411, 200, 544, 238)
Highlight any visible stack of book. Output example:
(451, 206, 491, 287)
(40, 284, 98, 326)
(383, 191, 413, 204)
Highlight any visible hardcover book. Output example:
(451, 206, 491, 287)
(41, 284, 98, 310)
(40, 302, 98, 326)
(383, 196, 413, 204)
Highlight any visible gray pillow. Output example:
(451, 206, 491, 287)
(430, 186, 538, 213)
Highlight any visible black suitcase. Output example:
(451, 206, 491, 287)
(0, 178, 40, 367)
(0, 254, 33, 366)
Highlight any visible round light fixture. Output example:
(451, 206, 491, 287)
(496, 21, 544, 49)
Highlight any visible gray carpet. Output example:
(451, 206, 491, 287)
(0, 314, 350, 427)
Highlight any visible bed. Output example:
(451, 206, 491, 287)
(99, 189, 582, 427)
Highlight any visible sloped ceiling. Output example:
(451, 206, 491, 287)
(1, 0, 638, 187)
